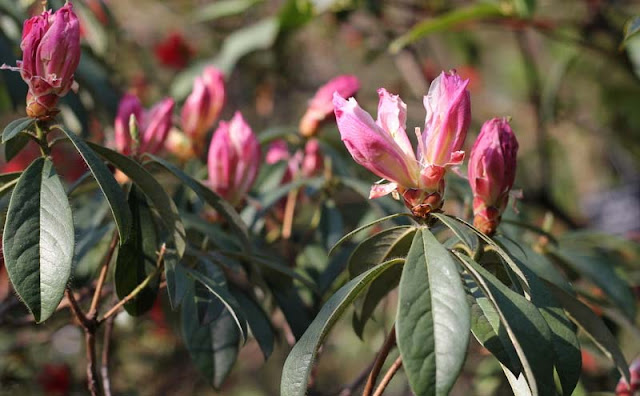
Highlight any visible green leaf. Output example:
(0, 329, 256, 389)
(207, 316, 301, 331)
(432, 212, 478, 253)
(396, 228, 470, 396)
(456, 253, 555, 396)
(231, 288, 275, 360)
(550, 246, 636, 319)
(329, 213, 414, 256)
(389, 3, 506, 53)
(114, 186, 159, 316)
(348, 226, 415, 278)
(268, 280, 313, 341)
(88, 144, 186, 307)
(544, 280, 630, 385)
(181, 290, 240, 389)
(465, 275, 522, 375)
(353, 263, 402, 338)
(4, 132, 30, 162)
(185, 267, 248, 343)
(194, 0, 262, 22)
(0, 171, 21, 187)
(3, 157, 74, 322)
(144, 154, 250, 251)
(512, 0, 536, 18)
(622, 16, 640, 48)
(55, 127, 132, 244)
(2, 117, 33, 143)
(280, 258, 404, 396)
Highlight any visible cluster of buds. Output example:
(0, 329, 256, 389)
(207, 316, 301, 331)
(2, 2, 81, 119)
(207, 112, 261, 207)
(181, 67, 226, 149)
(333, 71, 470, 218)
(114, 94, 174, 156)
(616, 358, 640, 395)
(468, 118, 519, 235)
(300, 75, 360, 137)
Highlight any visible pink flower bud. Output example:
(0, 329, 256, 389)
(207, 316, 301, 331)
(207, 112, 261, 206)
(301, 139, 323, 178)
(181, 67, 226, 145)
(11, 3, 80, 118)
(616, 358, 640, 395)
(422, 71, 471, 167)
(300, 75, 359, 137)
(114, 94, 174, 156)
(468, 118, 519, 235)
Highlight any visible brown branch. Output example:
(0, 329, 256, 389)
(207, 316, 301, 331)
(101, 315, 115, 396)
(336, 361, 375, 396)
(85, 331, 100, 396)
(65, 288, 93, 330)
(363, 326, 396, 396)
(372, 356, 403, 396)
(89, 233, 119, 319)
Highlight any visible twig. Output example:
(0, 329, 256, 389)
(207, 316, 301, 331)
(101, 315, 115, 396)
(89, 233, 119, 319)
(337, 361, 375, 396)
(85, 331, 100, 396)
(363, 326, 396, 396)
(65, 288, 93, 330)
(99, 244, 166, 323)
(282, 187, 299, 239)
(372, 356, 403, 396)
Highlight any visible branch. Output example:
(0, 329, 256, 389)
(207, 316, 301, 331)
(363, 326, 396, 396)
(89, 233, 119, 319)
(372, 356, 403, 396)
(101, 314, 115, 396)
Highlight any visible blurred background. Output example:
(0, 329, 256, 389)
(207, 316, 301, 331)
(1, 0, 640, 394)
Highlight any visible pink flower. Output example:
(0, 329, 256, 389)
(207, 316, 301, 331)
(616, 358, 640, 396)
(266, 139, 324, 184)
(207, 112, 260, 206)
(3, 2, 81, 118)
(333, 75, 471, 217)
(422, 71, 471, 167)
(114, 94, 175, 156)
(181, 67, 226, 146)
(468, 117, 519, 235)
(300, 75, 360, 137)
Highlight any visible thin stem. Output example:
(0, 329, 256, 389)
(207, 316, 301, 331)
(85, 331, 100, 396)
(101, 315, 115, 396)
(99, 244, 166, 323)
(372, 356, 403, 396)
(65, 288, 93, 330)
(363, 326, 396, 396)
(89, 233, 119, 319)
(282, 187, 299, 239)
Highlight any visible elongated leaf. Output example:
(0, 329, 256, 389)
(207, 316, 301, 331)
(194, 0, 262, 22)
(432, 212, 478, 253)
(348, 226, 415, 277)
(114, 186, 159, 316)
(545, 280, 630, 384)
(144, 154, 250, 251)
(231, 288, 275, 360)
(0, 171, 21, 187)
(456, 253, 555, 396)
(280, 258, 404, 396)
(182, 290, 240, 389)
(4, 132, 30, 162)
(353, 263, 402, 338)
(396, 229, 470, 396)
(622, 16, 640, 48)
(550, 246, 635, 319)
(3, 157, 74, 322)
(185, 267, 248, 343)
(389, 3, 506, 53)
(55, 127, 132, 244)
(88, 144, 186, 307)
(2, 117, 33, 143)
(269, 280, 313, 341)
(329, 213, 414, 256)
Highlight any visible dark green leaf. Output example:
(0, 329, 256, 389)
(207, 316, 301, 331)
(181, 291, 240, 389)
(432, 212, 478, 253)
(114, 186, 159, 316)
(280, 258, 404, 396)
(185, 267, 248, 343)
(329, 213, 414, 256)
(4, 132, 30, 162)
(2, 117, 33, 143)
(348, 226, 415, 278)
(320, 199, 343, 250)
(144, 154, 250, 252)
(396, 229, 470, 396)
(512, 0, 536, 18)
(55, 127, 132, 244)
(456, 253, 555, 396)
(550, 246, 635, 319)
(353, 263, 402, 338)
(3, 157, 74, 322)
(389, 3, 506, 53)
(545, 280, 630, 384)
(231, 288, 275, 360)
(269, 280, 313, 341)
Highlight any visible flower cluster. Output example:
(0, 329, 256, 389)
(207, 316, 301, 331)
(334, 70, 519, 233)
